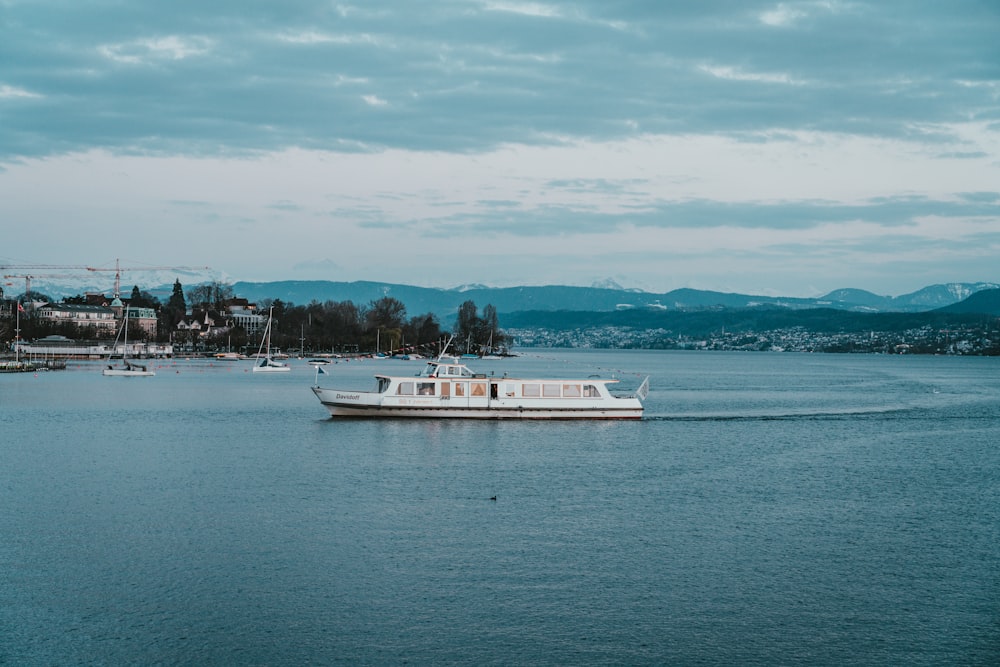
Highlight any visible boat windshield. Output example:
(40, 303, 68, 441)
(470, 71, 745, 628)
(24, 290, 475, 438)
(421, 361, 474, 378)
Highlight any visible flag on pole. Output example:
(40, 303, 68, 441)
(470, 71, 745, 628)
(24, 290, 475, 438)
(17, 302, 25, 313)
(314, 364, 328, 385)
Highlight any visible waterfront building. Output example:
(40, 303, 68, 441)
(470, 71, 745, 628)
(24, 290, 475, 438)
(226, 302, 266, 336)
(14, 335, 173, 359)
(124, 306, 158, 338)
(34, 303, 118, 334)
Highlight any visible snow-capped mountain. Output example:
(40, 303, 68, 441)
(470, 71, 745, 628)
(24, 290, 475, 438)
(4, 267, 227, 300)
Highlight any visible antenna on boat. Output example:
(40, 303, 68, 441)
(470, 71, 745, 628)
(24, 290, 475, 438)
(437, 334, 455, 361)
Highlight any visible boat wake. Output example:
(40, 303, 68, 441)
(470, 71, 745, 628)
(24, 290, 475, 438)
(643, 405, 915, 422)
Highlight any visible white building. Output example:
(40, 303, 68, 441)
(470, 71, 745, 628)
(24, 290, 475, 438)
(34, 303, 118, 334)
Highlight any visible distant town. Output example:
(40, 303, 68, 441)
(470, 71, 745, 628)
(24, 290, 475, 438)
(507, 322, 1000, 355)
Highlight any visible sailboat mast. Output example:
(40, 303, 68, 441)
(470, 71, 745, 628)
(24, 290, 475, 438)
(14, 301, 20, 363)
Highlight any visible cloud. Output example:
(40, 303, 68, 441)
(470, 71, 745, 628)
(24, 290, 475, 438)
(483, 2, 562, 19)
(758, 1, 845, 28)
(698, 64, 803, 85)
(3, 1, 997, 160)
(0, 84, 41, 99)
(98, 36, 214, 65)
(759, 6, 808, 27)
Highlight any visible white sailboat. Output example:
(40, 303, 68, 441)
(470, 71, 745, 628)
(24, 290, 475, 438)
(372, 329, 388, 359)
(481, 331, 502, 359)
(103, 307, 155, 377)
(252, 306, 290, 373)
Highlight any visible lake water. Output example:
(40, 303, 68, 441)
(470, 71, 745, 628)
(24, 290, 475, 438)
(2, 350, 998, 665)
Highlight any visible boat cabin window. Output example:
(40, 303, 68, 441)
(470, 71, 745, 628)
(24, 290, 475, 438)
(543, 383, 561, 398)
(378, 378, 390, 393)
(583, 384, 600, 398)
(417, 382, 435, 395)
(397, 382, 415, 395)
(522, 383, 540, 397)
(454, 382, 466, 397)
(562, 384, 581, 397)
(471, 382, 486, 396)
(425, 363, 474, 378)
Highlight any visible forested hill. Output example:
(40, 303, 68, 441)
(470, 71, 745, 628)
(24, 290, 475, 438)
(935, 288, 1000, 315)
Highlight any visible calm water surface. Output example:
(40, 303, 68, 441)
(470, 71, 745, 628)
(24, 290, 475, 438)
(2, 350, 998, 665)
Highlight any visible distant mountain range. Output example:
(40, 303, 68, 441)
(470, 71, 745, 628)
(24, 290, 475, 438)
(227, 280, 1000, 319)
(10, 273, 1000, 320)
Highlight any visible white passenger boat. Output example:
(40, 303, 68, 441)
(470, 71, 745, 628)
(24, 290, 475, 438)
(311, 353, 649, 420)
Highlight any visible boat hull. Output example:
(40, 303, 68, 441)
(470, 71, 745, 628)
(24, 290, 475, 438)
(103, 369, 155, 377)
(252, 365, 290, 373)
(311, 386, 643, 420)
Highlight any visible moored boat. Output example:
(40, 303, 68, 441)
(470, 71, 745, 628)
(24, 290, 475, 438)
(252, 306, 290, 373)
(103, 305, 155, 377)
(1, 360, 37, 373)
(103, 360, 155, 377)
(312, 351, 649, 420)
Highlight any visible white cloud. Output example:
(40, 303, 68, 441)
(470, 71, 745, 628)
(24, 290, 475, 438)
(482, 2, 561, 19)
(698, 64, 802, 85)
(759, 1, 847, 27)
(0, 84, 40, 99)
(98, 36, 213, 65)
(759, 5, 807, 27)
(275, 31, 381, 47)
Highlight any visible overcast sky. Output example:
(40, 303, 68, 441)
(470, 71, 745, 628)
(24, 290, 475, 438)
(2, 1, 999, 297)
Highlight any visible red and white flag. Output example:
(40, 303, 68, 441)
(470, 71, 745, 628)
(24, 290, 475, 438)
(17, 303, 25, 313)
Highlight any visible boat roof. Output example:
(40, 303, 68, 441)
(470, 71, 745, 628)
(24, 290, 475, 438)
(367, 357, 620, 384)
(421, 358, 478, 377)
